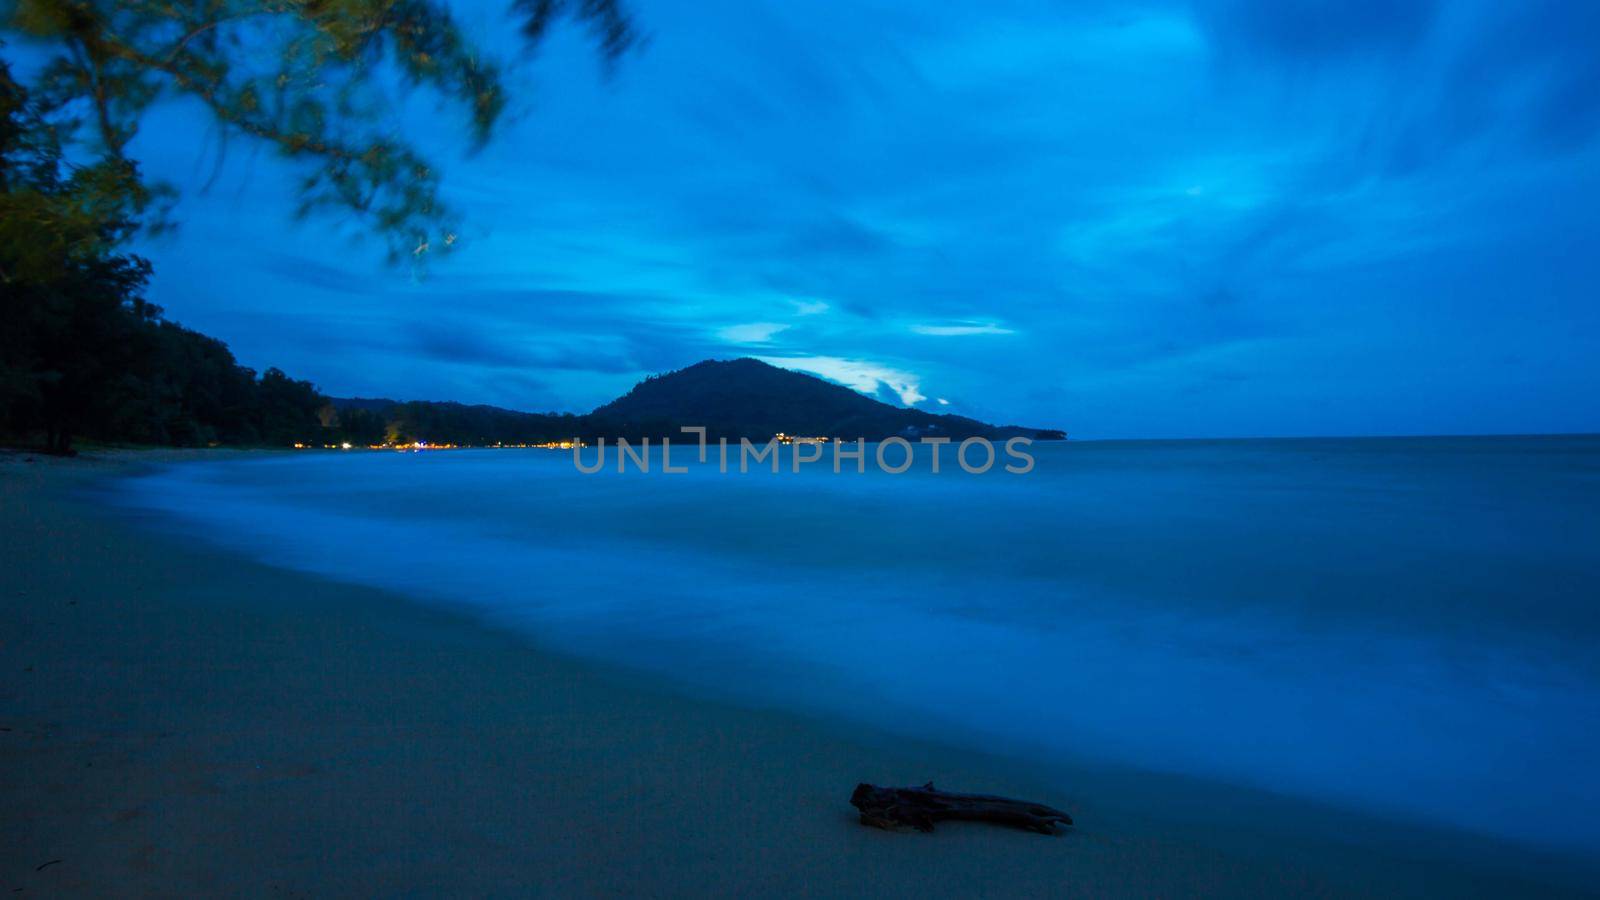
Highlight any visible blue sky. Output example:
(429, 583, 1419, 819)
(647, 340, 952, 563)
(120, 0, 1599, 438)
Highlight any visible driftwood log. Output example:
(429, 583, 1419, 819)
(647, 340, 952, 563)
(850, 782, 1072, 834)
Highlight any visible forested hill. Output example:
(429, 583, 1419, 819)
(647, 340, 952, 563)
(587, 358, 1064, 442)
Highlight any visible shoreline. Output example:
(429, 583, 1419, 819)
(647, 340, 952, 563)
(3, 450, 1593, 896)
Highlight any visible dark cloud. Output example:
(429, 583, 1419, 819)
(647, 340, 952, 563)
(260, 254, 380, 295)
(1196, 0, 1437, 61)
(780, 216, 895, 259)
(1198, 1, 1600, 172)
(1439, 2, 1600, 156)
(408, 324, 540, 368)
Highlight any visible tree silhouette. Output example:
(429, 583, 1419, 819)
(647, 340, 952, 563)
(4, 0, 636, 259)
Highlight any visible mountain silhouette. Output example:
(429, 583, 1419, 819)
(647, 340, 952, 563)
(588, 358, 1063, 441)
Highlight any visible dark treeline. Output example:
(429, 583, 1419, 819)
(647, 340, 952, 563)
(0, 256, 598, 451)
(331, 399, 582, 447)
(0, 256, 336, 452)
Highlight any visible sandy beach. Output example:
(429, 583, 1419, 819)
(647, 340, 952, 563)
(2, 451, 1592, 897)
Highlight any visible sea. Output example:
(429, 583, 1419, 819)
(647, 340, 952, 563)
(112, 435, 1600, 858)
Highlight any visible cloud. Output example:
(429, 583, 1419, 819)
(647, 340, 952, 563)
(1195, 0, 1437, 61)
(126, 0, 1600, 438)
(757, 355, 927, 406)
(1195, 0, 1600, 171)
(910, 322, 1016, 336)
(260, 253, 380, 295)
(407, 323, 541, 368)
(717, 322, 791, 344)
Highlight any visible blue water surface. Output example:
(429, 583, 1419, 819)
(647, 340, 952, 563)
(115, 436, 1600, 855)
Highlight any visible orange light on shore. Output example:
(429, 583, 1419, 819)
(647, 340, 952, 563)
(355, 439, 585, 452)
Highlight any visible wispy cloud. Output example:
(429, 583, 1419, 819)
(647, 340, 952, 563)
(910, 322, 1016, 336)
(716, 322, 791, 344)
(758, 355, 927, 406)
